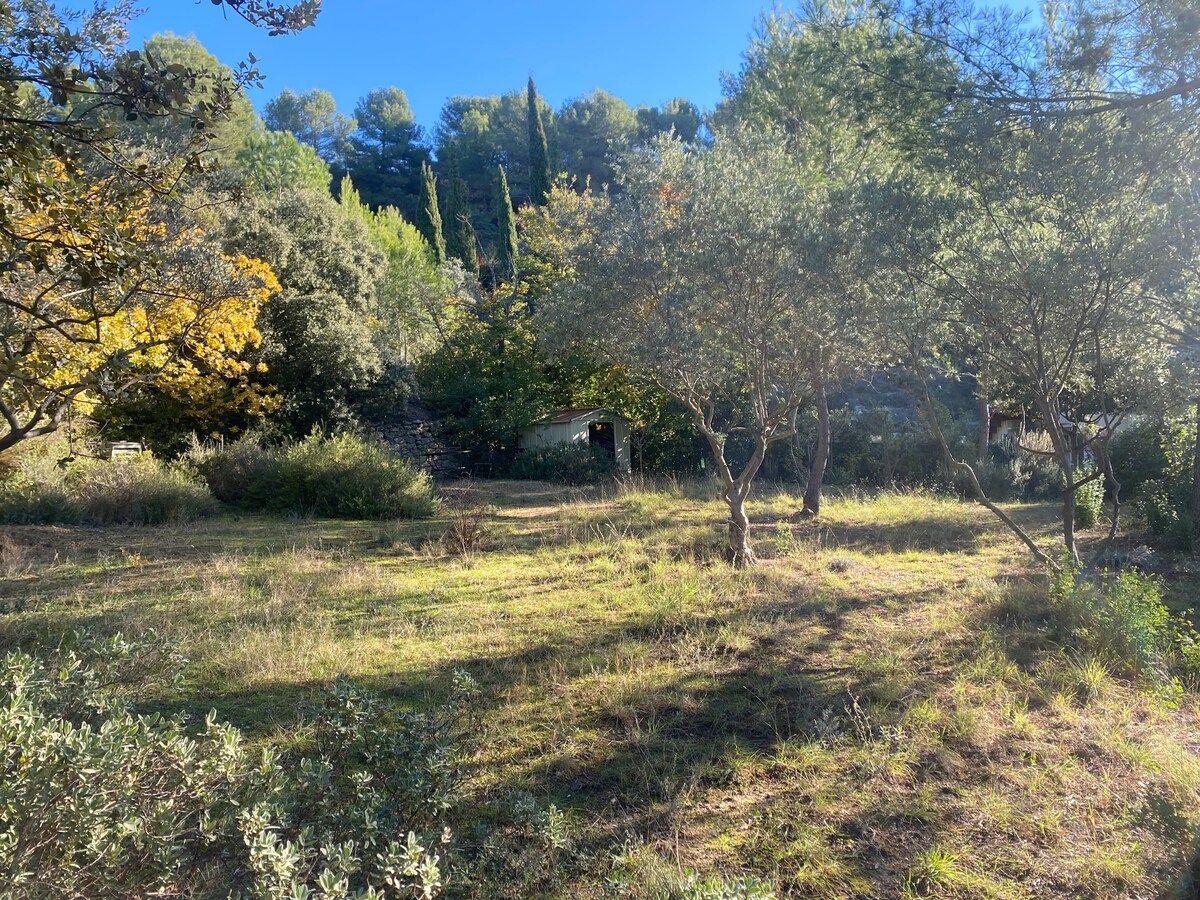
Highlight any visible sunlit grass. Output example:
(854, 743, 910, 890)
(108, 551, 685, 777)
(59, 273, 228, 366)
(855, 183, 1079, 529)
(1, 479, 1197, 897)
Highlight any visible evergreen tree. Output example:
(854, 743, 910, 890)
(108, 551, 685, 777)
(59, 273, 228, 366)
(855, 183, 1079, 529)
(526, 76, 552, 205)
(415, 160, 445, 264)
(444, 150, 479, 275)
(495, 165, 518, 280)
(348, 87, 429, 214)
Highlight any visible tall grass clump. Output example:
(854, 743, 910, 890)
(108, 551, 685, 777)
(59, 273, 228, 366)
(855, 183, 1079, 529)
(188, 432, 436, 519)
(0, 439, 217, 525)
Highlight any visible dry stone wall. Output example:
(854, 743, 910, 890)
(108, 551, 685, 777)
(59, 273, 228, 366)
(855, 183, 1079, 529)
(372, 402, 466, 477)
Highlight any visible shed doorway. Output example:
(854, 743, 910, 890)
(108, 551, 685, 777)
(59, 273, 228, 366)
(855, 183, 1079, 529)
(589, 421, 616, 460)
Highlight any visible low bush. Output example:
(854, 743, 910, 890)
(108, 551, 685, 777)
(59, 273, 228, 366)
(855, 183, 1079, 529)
(508, 443, 620, 485)
(78, 457, 219, 525)
(1050, 560, 1179, 685)
(0, 440, 217, 526)
(1073, 462, 1105, 529)
(978, 431, 1064, 501)
(0, 448, 82, 524)
(0, 631, 472, 899)
(188, 431, 436, 519)
(1142, 476, 1196, 552)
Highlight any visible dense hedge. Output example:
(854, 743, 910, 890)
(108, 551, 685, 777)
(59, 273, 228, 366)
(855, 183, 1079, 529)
(0, 631, 467, 898)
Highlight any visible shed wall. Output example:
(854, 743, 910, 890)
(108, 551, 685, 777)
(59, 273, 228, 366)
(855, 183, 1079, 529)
(518, 410, 631, 472)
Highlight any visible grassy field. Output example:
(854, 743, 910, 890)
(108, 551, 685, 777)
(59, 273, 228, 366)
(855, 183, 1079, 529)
(2, 479, 1199, 898)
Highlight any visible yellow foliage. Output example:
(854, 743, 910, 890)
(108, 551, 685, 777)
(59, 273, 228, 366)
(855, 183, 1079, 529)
(2, 170, 281, 434)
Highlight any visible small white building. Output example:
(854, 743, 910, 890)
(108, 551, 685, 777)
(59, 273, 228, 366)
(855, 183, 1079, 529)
(519, 407, 631, 472)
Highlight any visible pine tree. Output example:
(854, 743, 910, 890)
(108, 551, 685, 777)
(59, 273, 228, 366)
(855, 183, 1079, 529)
(414, 160, 445, 264)
(443, 150, 479, 275)
(526, 75, 552, 206)
(495, 164, 518, 280)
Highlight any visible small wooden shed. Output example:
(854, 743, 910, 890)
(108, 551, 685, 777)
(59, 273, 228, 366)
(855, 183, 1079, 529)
(519, 407, 631, 472)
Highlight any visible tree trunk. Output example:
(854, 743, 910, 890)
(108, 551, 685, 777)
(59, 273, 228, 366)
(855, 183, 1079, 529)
(977, 394, 990, 462)
(802, 368, 830, 518)
(725, 488, 756, 567)
(1191, 400, 1200, 540)
(1062, 488, 1077, 562)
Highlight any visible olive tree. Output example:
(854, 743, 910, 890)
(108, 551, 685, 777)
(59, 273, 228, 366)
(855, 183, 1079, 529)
(866, 104, 1184, 566)
(717, 1, 955, 516)
(539, 131, 827, 564)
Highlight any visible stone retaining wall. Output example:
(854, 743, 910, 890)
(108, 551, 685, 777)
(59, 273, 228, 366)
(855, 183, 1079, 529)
(372, 402, 466, 477)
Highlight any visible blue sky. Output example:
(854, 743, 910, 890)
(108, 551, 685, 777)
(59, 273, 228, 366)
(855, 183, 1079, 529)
(124, 1, 773, 131)
(124, 1, 1040, 133)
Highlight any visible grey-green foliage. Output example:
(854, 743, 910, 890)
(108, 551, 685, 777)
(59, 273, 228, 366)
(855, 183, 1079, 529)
(186, 431, 436, 519)
(219, 189, 386, 434)
(236, 126, 332, 198)
(540, 130, 827, 562)
(0, 631, 472, 898)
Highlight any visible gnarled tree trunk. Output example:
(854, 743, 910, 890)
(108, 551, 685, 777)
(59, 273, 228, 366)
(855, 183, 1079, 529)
(725, 484, 756, 566)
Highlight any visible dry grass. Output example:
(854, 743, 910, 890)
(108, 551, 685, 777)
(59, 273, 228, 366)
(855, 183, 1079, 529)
(1, 480, 1198, 898)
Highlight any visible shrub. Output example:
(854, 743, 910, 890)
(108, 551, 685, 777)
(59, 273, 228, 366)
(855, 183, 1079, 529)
(0, 632, 470, 899)
(973, 431, 1064, 501)
(0, 451, 82, 524)
(1109, 415, 1192, 497)
(78, 457, 219, 525)
(1073, 463, 1105, 529)
(188, 432, 436, 519)
(0, 440, 217, 526)
(508, 443, 619, 485)
(1141, 474, 1196, 551)
(1050, 561, 1175, 683)
(184, 434, 278, 508)
(275, 431, 436, 519)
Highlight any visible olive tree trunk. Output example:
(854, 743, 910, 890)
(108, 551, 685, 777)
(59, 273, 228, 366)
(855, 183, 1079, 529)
(802, 367, 830, 518)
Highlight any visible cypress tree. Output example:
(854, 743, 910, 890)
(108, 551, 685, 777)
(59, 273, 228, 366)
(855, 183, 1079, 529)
(526, 75, 551, 206)
(495, 164, 518, 280)
(443, 150, 479, 275)
(415, 160, 445, 264)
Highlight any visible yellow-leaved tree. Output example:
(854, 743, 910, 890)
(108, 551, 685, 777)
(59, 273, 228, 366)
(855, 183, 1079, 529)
(1, 168, 280, 452)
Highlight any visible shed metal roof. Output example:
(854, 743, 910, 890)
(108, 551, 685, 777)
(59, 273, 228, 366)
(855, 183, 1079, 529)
(538, 407, 617, 425)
